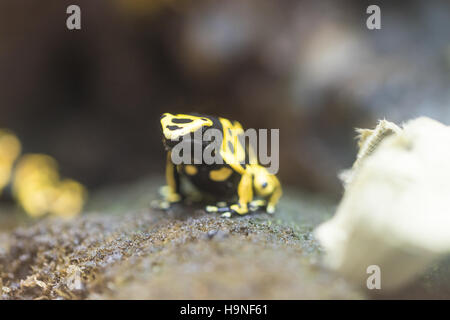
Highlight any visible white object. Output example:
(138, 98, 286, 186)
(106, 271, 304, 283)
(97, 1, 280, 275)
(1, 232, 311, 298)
(315, 117, 450, 290)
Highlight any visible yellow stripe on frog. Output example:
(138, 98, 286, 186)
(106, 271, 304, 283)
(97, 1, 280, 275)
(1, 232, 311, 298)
(209, 167, 233, 181)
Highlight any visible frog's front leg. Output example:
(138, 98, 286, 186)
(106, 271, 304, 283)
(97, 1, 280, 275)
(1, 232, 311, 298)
(165, 151, 182, 203)
(205, 171, 254, 216)
(229, 170, 253, 215)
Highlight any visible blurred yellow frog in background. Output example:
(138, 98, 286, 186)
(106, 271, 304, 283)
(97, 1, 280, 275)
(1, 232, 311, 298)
(0, 130, 86, 219)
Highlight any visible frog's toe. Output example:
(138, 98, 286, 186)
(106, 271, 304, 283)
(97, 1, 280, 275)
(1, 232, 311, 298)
(230, 204, 248, 215)
(166, 193, 182, 203)
(221, 211, 232, 218)
(206, 205, 233, 214)
(249, 199, 267, 211)
(266, 204, 276, 214)
(158, 185, 171, 197)
(206, 205, 219, 213)
(151, 199, 171, 210)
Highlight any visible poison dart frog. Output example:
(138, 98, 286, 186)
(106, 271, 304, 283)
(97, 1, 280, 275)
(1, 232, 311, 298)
(158, 113, 282, 217)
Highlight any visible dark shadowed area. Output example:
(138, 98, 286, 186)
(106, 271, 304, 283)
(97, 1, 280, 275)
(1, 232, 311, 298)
(1, 0, 449, 193)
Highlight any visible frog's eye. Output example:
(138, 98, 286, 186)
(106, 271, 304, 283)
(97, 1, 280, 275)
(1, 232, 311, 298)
(262, 182, 268, 188)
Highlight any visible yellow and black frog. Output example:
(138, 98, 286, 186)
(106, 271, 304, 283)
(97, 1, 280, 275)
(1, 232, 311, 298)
(158, 113, 282, 217)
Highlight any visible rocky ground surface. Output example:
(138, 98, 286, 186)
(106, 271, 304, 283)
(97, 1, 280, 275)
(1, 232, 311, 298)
(0, 177, 449, 299)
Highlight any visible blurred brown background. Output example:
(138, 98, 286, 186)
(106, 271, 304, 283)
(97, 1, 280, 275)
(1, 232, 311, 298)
(0, 0, 449, 196)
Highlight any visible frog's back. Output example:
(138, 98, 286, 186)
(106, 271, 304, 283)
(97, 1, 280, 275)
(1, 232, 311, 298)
(177, 113, 253, 198)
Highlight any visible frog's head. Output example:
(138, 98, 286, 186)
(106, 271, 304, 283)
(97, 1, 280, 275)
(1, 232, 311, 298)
(251, 165, 279, 197)
(160, 113, 213, 150)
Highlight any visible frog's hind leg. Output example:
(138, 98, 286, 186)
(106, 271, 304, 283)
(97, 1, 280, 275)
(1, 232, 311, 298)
(206, 170, 255, 216)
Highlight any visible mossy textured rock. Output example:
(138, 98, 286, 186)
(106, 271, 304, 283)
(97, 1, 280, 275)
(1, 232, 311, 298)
(0, 178, 363, 299)
(0, 211, 362, 299)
